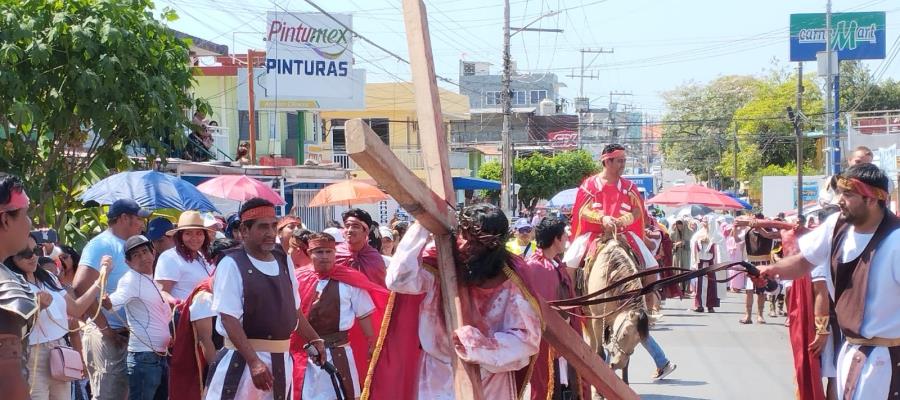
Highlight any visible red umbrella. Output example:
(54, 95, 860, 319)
(647, 184, 744, 210)
(196, 175, 286, 205)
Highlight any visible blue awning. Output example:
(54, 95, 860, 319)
(452, 176, 501, 190)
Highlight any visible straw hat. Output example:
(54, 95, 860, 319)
(167, 211, 215, 236)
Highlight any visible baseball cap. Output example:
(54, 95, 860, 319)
(323, 227, 346, 243)
(107, 199, 151, 219)
(514, 218, 532, 232)
(124, 235, 153, 256)
(145, 217, 174, 241)
(30, 229, 59, 244)
(378, 226, 394, 241)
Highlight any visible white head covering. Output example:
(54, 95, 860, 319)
(323, 227, 346, 243)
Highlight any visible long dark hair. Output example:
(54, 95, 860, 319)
(60, 245, 80, 272)
(5, 252, 63, 292)
(456, 204, 511, 285)
(174, 229, 211, 262)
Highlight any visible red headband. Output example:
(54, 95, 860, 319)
(0, 190, 29, 212)
(601, 149, 626, 161)
(307, 237, 336, 251)
(837, 177, 889, 201)
(277, 216, 302, 231)
(240, 206, 276, 222)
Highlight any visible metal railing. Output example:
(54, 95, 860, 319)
(333, 146, 468, 171)
(851, 110, 900, 135)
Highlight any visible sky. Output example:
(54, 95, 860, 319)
(158, 0, 900, 117)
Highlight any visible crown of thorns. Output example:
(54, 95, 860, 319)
(458, 213, 505, 249)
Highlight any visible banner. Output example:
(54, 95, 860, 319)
(264, 12, 363, 109)
(790, 12, 886, 61)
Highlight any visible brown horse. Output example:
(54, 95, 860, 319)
(581, 234, 650, 390)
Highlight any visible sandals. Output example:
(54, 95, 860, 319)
(739, 318, 753, 324)
(756, 317, 766, 324)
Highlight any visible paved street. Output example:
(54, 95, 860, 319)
(628, 291, 796, 399)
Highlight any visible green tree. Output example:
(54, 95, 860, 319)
(0, 0, 209, 232)
(660, 75, 760, 183)
(477, 150, 598, 210)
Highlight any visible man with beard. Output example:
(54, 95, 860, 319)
(0, 175, 38, 399)
(372, 203, 542, 399)
(205, 198, 325, 400)
(336, 209, 386, 287)
(760, 164, 900, 400)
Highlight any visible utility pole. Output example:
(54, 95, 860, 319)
(788, 63, 805, 219)
(500, 4, 562, 216)
(733, 124, 739, 194)
(608, 91, 632, 139)
(824, 0, 834, 175)
(247, 50, 263, 165)
(566, 48, 612, 149)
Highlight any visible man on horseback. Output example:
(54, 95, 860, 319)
(564, 144, 676, 382)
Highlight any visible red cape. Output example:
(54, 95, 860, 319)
(335, 242, 386, 287)
(363, 244, 539, 400)
(291, 264, 389, 399)
(169, 278, 213, 400)
(571, 175, 647, 265)
(781, 228, 825, 400)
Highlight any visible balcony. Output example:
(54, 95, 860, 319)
(333, 146, 468, 171)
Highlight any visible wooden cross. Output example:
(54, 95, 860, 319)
(346, 1, 638, 399)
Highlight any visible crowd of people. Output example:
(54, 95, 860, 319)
(0, 142, 896, 400)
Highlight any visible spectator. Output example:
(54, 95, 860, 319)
(289, 228, 313, 271)
(368, 221, 383, 253)
(37, 256, 57, 275)
(72, 199, 149, 400)
(154, 211, 214, 303)
(276, 216, 303, 254)
(101, 235, 172, 400)
(379, 225, 395, 257)
(145, 217, 175, 255)
(169, 238, 239, 400)
(506, 218, 537, 258)
(323, 226, 346, 244)
(57, 245, 80, 288)
(224, 214, 241, 242)
(32, 229, 63, 261)
(7, 235, 105, 400)
(391, 220, 409, 243)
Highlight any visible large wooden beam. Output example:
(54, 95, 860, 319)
(540, 302, 639, 400)
(347, 118, 484, 399)
(346, 119, 452, 235)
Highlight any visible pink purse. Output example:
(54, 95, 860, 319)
(49, 345, 84, 382)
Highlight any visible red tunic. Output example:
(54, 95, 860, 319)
(571, 175, 647, 264)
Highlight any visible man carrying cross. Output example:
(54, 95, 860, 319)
(371, 203, 542, 399)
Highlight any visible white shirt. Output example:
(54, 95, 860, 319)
(810, 263, 836, 299)
(799, 213, 900, 339)
(189, 291, 215, 322)
(154, 248, 214, 300)
(27, 278, 68, 345)
(212, 254, 301, 338)
(313, 279, 375, 331)
(108, 269, 172, 352)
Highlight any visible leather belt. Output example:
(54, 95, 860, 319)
(747, 255, 772, 263)
(846, 336, 900, 347)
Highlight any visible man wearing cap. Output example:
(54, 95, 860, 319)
(31, 228, 63, 261)
(506, 218, 537, 259)
(146, 217, 176, 256)
(206, 197, 324, 400)
(73, 198, 150, 400)
(292, 232, 386, 400)
(101, 235, 172, 399)
(0, 175, 38, 399)
(336, 208, 386, 287)
(760, 163, 900, 400)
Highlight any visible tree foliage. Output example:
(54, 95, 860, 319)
(839, 60, 900, 112)
(477, 150, 598, 210)
(0, 0, 209, 232)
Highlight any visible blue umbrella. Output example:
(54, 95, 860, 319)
(548, 188, 577, 208)
(81, 171, 218, 212)
(722, 191, 752, 210)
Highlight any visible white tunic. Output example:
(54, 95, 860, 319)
(205, 254, 301, 400)
(386, 224, 541, 400)
(302, 280, 375, 400)
(799, 213, 900, 400)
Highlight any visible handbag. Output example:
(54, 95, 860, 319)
(49, 344, 84, 382)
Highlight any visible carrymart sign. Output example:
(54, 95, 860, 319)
(790, 12, 886, 61)
(264, 12, 363, 109)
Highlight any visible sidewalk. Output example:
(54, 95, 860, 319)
(628, 291, 796, 399)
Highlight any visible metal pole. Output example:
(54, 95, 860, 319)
(824, 0, 833, 175)
(733, 124, 739, 193)
(247, 50, 259, 165)
(500, 0, 512, 215)
(796, 62, 805, 219)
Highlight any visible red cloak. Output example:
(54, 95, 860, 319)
(781, 228, 825, 400)
(571, 175, 647, 264)
(335, 242, 386, 287)
(290, 264, 389, 399)
(169, 278, 213, 400)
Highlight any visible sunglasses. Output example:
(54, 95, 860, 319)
(15, 246, 42, 259)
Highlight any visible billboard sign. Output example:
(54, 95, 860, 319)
(264, 12, 363, 109)
(547, 130, 578, 149)
(790, 12, 886, 61)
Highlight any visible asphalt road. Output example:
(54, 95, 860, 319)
(627, 291, 797, 399)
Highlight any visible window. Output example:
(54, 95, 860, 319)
(485, 91, 501, 106)
(530, 90, 548, 104)
(513, 91, 527, 106)
(287, 112, 299, 140)
(306, 113, 320, 144)
(365, 118, 390, 146)
(330, 119, 347, 152)
(238, 110, 260, 141)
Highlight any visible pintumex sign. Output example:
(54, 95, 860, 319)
(263, 12, 363, 110)
(790, 12, 886, 61)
